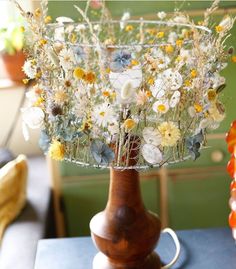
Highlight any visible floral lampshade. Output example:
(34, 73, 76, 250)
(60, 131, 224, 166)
(18, 0, 235, 169)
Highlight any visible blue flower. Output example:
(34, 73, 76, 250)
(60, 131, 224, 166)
(186, 131, 204, 160)
(73, 46, 86, 63)
(91, 140, 115, 165)
(39, 130, 51, 153)
(55, 115, 83, 142)
(110, 50, 132, 72)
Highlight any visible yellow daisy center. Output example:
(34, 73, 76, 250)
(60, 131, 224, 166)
(157, 104, 166, 112)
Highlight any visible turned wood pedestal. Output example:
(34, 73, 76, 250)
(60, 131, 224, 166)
(90, 168, 162, 269)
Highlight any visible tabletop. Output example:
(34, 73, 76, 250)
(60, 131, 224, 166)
(34, 227, 236, 269)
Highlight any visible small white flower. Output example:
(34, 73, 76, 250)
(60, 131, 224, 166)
(169, 91, 181, 108)
(59, 48, 75, 71)
(172, 15, 188, 24)
(109, 65, 142, 90)
(93, 103, 117, 128)
(22, 60, 37, 79)
(75, 24, 86, 31)
(142, 144, 163, 165)
(120, 12, 130, 29)
(151, 69, 183, 97)
(157, 11, 166, 20)
(152, 48, 171, 69)
(143, 127, 162, 146)
(56, 17, 74, 24)
(22, 107, 44, 129)
(168, 32, 178, 43)
(219, 16, 234, 31)
(152, 99, 169, 114)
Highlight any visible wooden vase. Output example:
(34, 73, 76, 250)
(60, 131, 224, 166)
(90, 168, 162, 269)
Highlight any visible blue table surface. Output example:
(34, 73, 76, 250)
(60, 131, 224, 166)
(34, 227, 236, 269)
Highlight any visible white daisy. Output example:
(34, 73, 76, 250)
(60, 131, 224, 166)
(22, 60, 38, 79)
(59, 48, 75, 71)
(152, 99, 169, 114)
(93, 103, 117, 128)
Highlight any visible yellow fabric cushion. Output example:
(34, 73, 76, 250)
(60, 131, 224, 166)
(0, 155, 28, 242)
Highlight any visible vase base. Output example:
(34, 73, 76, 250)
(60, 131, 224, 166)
(93, 251, 161, 269)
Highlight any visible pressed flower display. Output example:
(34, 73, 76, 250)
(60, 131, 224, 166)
(16, 1, 236, 268)
(17, 0, 235, 170)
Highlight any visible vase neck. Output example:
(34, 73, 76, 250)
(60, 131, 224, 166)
(106, 168, 144, 211)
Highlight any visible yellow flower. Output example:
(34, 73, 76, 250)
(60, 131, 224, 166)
(175, 55, 182, 62)
(20, 26, 25, 32)
(131, 59, 139, 66)
(190, 69, 197, 78)
(105, 67, 111, 73)
(22, 78, 29, 84)
(232, 56, 236, 63)
(84, 72, 96, 84)
(176, 39, 183, 47)
(73, 67, 85, 79)
(35, 71, 42, 79)
(156, 31, 165, 38)
(158, 122, 181, 147)
(102, 91, 110, 97)
(34, 8, 41, 18)
(165, 44, 174, 54)
(39, 39, 47, 46)
(215, 25, 223, 33)
(70, 33, 77, 44)
(146, 90, 152, 98)
(123, 119, 136, 131)
(44, 16, 52, 24)
(184, 80, 192, 87)
(33, 97, 44, 107)
(207, 89, 217, 102)
(49, 140, 65, 161)
(125, 25, 134, 32)
(194, 103, 203, 113)
(148, 77, 154, 85)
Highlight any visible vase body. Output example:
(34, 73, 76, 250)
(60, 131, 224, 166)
(1, 51, 25, 82)
(90, 168, 161, 269)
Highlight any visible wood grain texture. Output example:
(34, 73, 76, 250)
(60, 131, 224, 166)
(90, 168, 162, 269)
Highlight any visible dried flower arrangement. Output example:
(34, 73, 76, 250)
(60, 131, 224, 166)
(16, 0, 235, 169)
